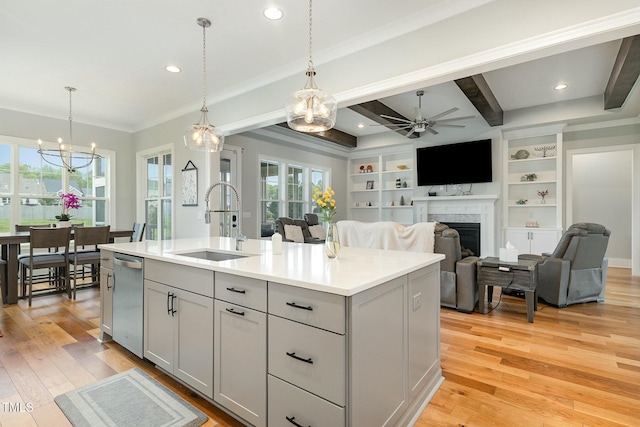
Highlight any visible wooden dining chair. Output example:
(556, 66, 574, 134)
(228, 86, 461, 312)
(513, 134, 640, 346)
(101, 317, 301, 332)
(16, 224, 57, 293)
(69, 225, 110, 299)
(0, 258, 7, 304)
(18, 227, 71, 306)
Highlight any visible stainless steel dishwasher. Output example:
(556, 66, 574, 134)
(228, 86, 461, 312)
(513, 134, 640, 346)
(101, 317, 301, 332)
(113, 253, 144, 358)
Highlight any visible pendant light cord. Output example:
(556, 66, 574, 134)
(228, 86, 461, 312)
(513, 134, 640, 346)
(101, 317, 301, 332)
(202, 22, 208, 110)
(307, 0, 313, 69)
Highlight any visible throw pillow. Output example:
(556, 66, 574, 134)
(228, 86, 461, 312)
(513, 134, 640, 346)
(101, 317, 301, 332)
(284, 224, 304, 243)
(308, 224, 325, 240)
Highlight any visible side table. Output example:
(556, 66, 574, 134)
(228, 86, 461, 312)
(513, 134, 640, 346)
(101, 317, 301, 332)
(477, 257, 539, 323)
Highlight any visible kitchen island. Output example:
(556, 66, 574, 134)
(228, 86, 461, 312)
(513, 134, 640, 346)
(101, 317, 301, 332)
(99, 237, 445, 427)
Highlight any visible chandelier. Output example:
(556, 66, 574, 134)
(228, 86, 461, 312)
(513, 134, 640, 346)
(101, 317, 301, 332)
(183, 17, 225, 152)
(285, 0, 337, 132)
(38, 86, 100, 173)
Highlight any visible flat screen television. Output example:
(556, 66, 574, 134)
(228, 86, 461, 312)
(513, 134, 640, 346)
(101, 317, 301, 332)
(416, 139, 492, 186)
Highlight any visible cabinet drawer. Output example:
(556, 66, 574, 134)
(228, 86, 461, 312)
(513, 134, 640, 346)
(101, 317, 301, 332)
(268, 375, 345, 427)
(215, 272, 266, 312)
(100, 249, 113, 269)
(268, 282, 345, 334)
(268, 315, 345, 406)
(145, 259, 214, 297)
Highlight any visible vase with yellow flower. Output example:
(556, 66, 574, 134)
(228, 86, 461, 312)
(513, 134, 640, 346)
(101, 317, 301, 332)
(312, 186, 340, 258)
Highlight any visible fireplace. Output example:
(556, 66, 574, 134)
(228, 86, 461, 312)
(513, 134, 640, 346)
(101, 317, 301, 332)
(440, 222, 481, 257)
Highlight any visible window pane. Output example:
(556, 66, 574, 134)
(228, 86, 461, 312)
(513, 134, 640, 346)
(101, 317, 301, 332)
(19, 146, 62, 197)
(161, 199, 172, 240)
(69, 160, 97, 197)
(0, 144, 10, 195)
(261, 200, 279, 237)
(145, 200, 158, 240)
(163, 153, 172, 197)
(287, 166, 303, 202)
(288, 202, 303, 220)
(0, 197, 10, 232)
(147, 157, 159, 198)
(261, 161, 279, 199)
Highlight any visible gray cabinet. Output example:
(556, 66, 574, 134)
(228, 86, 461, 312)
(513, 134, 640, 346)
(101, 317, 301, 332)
(99, 250, 113, 342)
(213, 299, 266, 427)
(214, 272, 267, 427)
(143, 260, 214, 398)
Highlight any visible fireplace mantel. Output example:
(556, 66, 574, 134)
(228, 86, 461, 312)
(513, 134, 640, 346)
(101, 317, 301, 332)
(413, 195, 498, 256)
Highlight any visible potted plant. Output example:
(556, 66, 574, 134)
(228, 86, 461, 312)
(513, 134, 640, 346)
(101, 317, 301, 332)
(56, 193, 80, 226)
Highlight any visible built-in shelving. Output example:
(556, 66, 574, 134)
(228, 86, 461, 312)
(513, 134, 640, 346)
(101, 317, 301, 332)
(502, 125, 565, 254)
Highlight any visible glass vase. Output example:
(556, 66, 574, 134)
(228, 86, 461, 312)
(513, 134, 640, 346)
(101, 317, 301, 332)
(324, 222, 341, 259)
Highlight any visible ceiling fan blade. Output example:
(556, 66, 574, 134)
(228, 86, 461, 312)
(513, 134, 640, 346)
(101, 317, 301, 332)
(426, 127, 439, 135)
(434, 124, 466, 128)
(380, 114, 413, 124)
(435, 115, 475, 123)
(405, 128, 416, 138)
(426, 107, 459, 121)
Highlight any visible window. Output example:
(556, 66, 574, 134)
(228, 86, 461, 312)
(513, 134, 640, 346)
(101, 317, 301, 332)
(143, 151, 173, 240)
(0, 136, 112, 231)
(259, 157, 330, 237)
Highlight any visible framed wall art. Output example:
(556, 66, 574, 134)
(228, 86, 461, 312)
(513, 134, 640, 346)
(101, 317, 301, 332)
(181, 160, 198, 206)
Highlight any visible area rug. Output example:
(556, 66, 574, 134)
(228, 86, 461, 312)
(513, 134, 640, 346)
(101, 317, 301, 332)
(54, 368, 207, 427)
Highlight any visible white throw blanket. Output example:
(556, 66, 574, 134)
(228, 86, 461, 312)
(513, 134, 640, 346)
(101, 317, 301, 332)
(337, 220, 436, 253)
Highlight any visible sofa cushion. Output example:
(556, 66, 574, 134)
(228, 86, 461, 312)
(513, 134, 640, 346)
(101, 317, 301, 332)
(284, 224, 304, 243)
(309, 224, 326, 240)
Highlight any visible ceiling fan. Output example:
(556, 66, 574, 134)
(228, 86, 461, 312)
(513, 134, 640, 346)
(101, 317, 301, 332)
(378, 90, 475, 137)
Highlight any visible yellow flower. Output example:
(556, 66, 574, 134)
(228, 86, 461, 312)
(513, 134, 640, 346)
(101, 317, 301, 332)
(313, 186, 337, 222)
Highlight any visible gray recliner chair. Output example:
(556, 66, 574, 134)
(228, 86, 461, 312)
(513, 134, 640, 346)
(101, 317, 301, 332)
(518, 222, 610, 308)
(435, 223, 479, 313)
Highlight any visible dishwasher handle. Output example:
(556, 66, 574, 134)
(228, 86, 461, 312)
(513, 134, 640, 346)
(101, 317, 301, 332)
(114, 258, 143, 269)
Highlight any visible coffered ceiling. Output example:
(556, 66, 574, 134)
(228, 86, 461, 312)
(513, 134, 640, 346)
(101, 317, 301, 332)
(1, 0, 640, 146)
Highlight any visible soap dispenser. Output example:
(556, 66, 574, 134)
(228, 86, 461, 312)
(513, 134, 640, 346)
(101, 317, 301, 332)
(272, 232, 282, 254)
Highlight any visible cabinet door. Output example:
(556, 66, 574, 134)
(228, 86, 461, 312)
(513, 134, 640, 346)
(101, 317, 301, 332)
(144, 280, 174, 372)
(99, 267, 113, 340)
(214, 300, 267, 427)
(530, 229, 560, 255)
(505, 229, 531, 255)
(175, 289, 214, 399)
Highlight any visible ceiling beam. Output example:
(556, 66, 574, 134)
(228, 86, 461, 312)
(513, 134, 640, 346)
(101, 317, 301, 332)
(348, 100, 420, 139)
(276, 123, 357, 149)
(604, 35, 640, 110)
(454, 74, 503, 126)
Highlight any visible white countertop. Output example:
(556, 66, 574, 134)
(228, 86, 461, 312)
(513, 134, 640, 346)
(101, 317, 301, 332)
(100, 237, 444, 296)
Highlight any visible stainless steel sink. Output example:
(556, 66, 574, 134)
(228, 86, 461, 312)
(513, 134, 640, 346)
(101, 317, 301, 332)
(177, 250, 250, 262)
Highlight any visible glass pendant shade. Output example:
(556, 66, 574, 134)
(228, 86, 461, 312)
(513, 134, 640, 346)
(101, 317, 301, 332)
(184, 107, 224, 152)
(285, 69, 337, 132)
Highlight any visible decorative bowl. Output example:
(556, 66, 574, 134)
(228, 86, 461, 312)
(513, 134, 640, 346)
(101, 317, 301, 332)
(396, 165, 408, 170)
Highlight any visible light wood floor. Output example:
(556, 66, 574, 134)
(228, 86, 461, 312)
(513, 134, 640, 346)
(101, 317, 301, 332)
(1, 268, 639, 426)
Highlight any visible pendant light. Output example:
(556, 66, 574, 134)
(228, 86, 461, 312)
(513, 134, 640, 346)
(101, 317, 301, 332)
(38, 86, 100, 173)
(285, 0, 337, 132)
(184, 17, 224, 152)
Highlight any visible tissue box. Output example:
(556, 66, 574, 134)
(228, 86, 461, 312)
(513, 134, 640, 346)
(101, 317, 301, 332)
(499, 247, 518, 263)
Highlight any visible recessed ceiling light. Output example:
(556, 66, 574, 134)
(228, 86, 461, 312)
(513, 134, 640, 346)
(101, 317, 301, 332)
(166, 65, 181, 73)
(357, 123, 365, 128)
(263, 7, 283, 20)
(554, 83, 568, 90)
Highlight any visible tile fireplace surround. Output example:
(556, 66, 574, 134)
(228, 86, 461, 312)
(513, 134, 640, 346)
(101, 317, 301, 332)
(413, 195, 498, 257)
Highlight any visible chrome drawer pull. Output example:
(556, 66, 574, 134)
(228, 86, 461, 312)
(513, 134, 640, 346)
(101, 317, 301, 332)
(226, 287, 246, 294)
(225, 307, 245, 316)
(285, 416, 309, 427)
(286, 352, 313, 364)
(286, 301, 313, 311)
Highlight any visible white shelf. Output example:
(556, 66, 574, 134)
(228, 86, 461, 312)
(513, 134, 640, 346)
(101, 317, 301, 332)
(381, 187, 412, 192)
(508, 180, 556, 185)
(381, 206, 412, 209)
(508, 155, 557, 163)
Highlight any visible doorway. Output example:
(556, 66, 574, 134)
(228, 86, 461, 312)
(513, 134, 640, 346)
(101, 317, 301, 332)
(566, 144, 638, 275)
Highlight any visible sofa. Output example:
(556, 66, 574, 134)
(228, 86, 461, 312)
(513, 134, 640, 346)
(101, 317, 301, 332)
(275, 213, 325, 244)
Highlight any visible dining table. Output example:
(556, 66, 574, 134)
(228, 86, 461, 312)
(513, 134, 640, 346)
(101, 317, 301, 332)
(0, 228, 134, 304)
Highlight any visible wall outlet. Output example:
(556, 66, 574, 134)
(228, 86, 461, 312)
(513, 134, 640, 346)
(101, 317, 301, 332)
(413, 292, 422, 311)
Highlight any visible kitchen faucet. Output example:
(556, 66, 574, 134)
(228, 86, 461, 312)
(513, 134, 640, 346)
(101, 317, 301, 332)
(204, 181, 247, 251)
